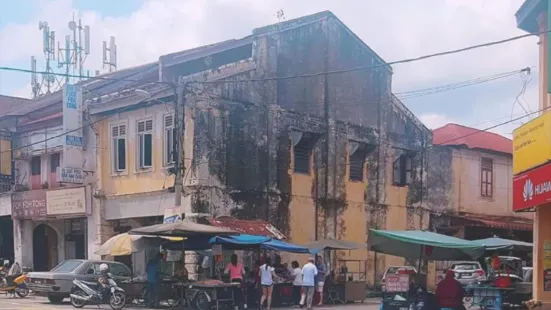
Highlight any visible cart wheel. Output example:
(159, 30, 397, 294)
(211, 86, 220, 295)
(194, 291, 210, 310)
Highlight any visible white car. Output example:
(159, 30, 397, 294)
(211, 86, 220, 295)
(449, 262, 486, 286)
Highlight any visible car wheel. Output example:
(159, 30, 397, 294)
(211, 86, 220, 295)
(48, 294, 64, 304)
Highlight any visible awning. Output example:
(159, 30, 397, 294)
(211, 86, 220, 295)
(210, 234, 310, 254)
(306, 238, 367, 251)
(450, 213, 533, 231)
(208, 216, 285, 239)
(368, 229, 485, 261)
(471, 237, 532, 252)
(128, 221, 238, 237)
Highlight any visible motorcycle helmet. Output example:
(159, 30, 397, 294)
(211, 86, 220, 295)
(99, 263, 109, 272)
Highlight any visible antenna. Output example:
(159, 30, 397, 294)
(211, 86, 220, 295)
(57, 15, 91, 83)
(30, 14, 100, 98)
(102, 36, 117, 72)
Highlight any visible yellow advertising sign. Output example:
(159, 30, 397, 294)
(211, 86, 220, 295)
(513, 111, 551, 175)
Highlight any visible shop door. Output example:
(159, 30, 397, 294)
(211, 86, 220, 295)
(33, 224, 58, 271)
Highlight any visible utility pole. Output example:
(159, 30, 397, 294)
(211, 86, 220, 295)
(173, 81, 186, 209)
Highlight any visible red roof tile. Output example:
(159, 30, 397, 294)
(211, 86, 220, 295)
(208, 216, 286, 239)
(432, 123, 512, 154)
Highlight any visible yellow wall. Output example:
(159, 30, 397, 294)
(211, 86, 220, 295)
(97, 105, 175, 197)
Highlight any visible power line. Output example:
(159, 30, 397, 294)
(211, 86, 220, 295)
(0, 28, 545, 87)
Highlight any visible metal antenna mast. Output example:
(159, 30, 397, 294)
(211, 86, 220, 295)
(102, 36, 117, 73)
(58, 14, 90, 84)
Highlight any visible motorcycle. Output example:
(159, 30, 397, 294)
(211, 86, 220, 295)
(69, 277, 126, 310)
(0, 273, 29, 298)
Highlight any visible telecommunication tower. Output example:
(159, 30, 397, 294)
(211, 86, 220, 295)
(103, 36, 117, 73)
(31, 21, 58, 98)
(58, 14, 91, 84)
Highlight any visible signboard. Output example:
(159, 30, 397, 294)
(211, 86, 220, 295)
(513, 111, 551, 175)
(11, 187, 87, 219)
(163, 207, 182, 261)
(513, 162, 551, 211)
(56, 167, 85, 184)
(383, 274, 409, 292)
(46, 187, 86, 216)
(11, 190, 47, 219)
(62, 84, 84, 169)
(163, 207, 182, 224)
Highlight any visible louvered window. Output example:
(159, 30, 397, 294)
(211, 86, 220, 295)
(164, 115, 176, 165)
(481, 157, 493, 198)
(349, 149, 366, 182)
(392, 154, 413, 187)
(112, 124, 127, 172)
(137, 119, 153, 169)
(293, 132, 316, 174)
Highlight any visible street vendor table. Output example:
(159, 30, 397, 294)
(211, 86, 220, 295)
(468, 285, 515, 310)
(272, 282, 294, 306)
(174, 281, 240, 310)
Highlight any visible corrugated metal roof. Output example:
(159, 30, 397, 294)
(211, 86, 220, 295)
(432, 123, 512, 155)
(0, 95, 31, 116)
(208, 217, 286, 239)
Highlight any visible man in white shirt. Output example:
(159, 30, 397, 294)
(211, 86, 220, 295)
(301, 257, 318, 310)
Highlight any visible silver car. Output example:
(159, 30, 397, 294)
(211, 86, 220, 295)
(449, 262, 486, 286)
(25, 259, 132, 304)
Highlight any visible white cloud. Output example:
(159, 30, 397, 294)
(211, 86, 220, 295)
(419, 113, 456, 130)
(0, 0, 538, 134)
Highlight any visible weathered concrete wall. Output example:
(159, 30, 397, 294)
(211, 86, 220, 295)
(182, 12, 431, 287)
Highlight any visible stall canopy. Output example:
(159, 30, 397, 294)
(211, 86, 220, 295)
(164, 234, 311, 254)
(306, 238, 366, 251)
(471, 237, 532, 252)
(368, 229, 485, 261)
(128, 221, 238, 237)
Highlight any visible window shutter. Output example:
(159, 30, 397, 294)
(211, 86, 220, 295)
(137, 121, 145, 133)
(145, 120, 153, 131)
(165, 115, 174, 128)
(112, 126, 119, 137)
(119, 125, 126, 136)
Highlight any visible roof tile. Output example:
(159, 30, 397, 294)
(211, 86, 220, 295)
(432, 123, 512, 154)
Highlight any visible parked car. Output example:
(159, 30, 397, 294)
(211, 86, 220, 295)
(25, 259, 132, 304)
(449, 262, 485, 286)
(381, 266, 417, 291)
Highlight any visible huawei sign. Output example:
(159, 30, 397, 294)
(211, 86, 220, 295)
(513, 162, 551, 212)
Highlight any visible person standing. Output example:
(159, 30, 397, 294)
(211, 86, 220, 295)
(301, 257, 318, 310)
(146, 252, 163, 309)
(225, 254, 245, 310)
(291, 261, 302, 307)
(315, 256, 326, 306)
(260, 257, 277, 310)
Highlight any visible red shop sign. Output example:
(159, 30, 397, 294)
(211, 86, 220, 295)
(513, 162, 551, 212)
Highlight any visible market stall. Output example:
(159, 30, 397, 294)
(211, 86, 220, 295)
(307, 238, 367, 304)
(163, 233, 312, 309)
(368, 229, 486, 310)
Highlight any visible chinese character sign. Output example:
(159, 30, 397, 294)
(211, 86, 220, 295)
(62, 84, 84, 168)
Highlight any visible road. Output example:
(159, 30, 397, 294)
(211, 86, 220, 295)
(0, 295, 382, 310)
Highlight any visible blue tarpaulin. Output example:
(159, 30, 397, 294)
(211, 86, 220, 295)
(163, 234, 312, 254)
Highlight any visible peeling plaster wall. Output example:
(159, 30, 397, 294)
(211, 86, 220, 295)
(183, 13, 431, 287)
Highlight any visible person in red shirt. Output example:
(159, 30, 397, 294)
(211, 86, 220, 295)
(435, 270, 465, 310)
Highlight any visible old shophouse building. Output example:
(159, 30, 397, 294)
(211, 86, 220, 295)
(87, 11, 432, 286)
(428, 124, 533, 280)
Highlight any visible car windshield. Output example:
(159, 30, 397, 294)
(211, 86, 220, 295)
(451, 263, 479, 270)
(387, 267, 415, 274)
(51, 260, 83, 273)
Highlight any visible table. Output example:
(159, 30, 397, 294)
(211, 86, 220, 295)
(185, 282, 240, 310)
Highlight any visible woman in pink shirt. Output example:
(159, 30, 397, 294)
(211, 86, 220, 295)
(225, 254, 245, 310)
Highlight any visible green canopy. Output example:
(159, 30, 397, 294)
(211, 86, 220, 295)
(368, 229, 485, 261)
(471, 237, 532, 252)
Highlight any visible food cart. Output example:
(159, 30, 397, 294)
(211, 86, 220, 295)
(368, 229, 486, 310)
(306, 238, 367, 304)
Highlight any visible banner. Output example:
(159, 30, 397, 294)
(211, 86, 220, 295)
(62, 84, 84, 168)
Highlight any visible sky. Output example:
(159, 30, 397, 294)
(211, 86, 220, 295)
(0, 0, 539, 138)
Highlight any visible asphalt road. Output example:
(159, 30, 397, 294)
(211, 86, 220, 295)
(0, 295, 382, 310)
